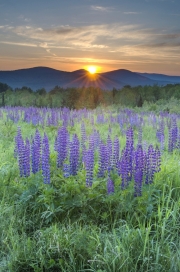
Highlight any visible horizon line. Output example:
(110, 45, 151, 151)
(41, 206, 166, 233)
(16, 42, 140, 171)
(1, 65, 180, 77)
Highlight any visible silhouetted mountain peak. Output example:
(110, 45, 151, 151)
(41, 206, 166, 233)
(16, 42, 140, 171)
(0, 66, 180, 91)
(72, 69, 88, 75)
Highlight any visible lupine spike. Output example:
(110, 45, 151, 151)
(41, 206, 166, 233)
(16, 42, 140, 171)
(69, 134, 80, 176)
(42, 133, 50, 184)
(97, 141, 108, 178)
(84, 148, 94, 187)
(113, 136, 120, 170)
(55, 126, 69, 168)
(31, 129, 41, 174)
(107, 178, 114, 195)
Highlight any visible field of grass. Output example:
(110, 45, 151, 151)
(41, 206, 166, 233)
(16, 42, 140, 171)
(0, 106, 180, 272)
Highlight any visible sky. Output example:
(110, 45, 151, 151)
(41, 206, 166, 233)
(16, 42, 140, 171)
(0, 0, 180, 75)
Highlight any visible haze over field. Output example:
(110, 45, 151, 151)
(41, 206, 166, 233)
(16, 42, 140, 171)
(0, 0, 180, 75)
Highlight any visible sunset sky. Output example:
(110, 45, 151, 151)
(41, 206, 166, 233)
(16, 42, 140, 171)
(0, 0, 180, 75)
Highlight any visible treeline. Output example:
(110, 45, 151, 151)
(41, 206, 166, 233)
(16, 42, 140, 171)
(0, 82, 180, 111)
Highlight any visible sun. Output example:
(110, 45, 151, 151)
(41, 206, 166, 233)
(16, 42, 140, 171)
(87, 66, 97, 74)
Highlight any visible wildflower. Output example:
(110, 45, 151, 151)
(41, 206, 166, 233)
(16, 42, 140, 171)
(42, 133, 50, 184)
(107, 178, 114, 195)
(97, 141, 108, 178)
(55, 126, 69, 168)
(69, 134, 80, 176)
(31, 129, 41, 174)
(84, 148, 94, 187)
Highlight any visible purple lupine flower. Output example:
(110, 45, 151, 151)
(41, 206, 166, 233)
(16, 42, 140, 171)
(155, 146, 161, 173)
(168, 119, 178, 152)
(55, 126, 69, 168)
(107, 178, 114, 195)
(89, 133, 95, 152)
(119, 149, 130, 189)
(134, 144, 144, 197)
(88, 130, 100, 151)
(31, 129, 41, 174)
(42, 133, 50, 184)
(84, 148, 94, 187)
(145, 145, 157, 184)
(118, 127, 134, 189)
(69, 134, 80, 176)
(125, 127, 134, 182)
(97, 141, 108, 178)
(113, 136, 120, 170)
(15, 128, 31, 177)
(63, 163, 70, 178)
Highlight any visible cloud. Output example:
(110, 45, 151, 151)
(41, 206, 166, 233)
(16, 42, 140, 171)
(139, 41, 180, 48)
(123, 12, 141, 15)
(0, 25, 13, 29)
(1, 23, 180, 67)
(18, 15, 31, 22)
(91, 5, 114, 12)
(11, 24, 141, 44)
(0, 41, 37, 47)
(1, 23, 178, 54)
(158, 33, 180, 39)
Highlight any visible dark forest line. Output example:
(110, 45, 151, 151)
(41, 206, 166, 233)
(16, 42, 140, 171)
(0, 82, 180, 112)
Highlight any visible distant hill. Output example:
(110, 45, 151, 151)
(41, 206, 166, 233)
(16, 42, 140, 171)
(138, 72, 180, 84)
(0, 66, 180, 91)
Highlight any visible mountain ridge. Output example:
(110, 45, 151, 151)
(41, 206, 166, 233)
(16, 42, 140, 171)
(0, 66, 180, 91)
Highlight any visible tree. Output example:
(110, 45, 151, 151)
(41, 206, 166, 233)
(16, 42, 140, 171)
(36, 88, 46, 95)
(0, 82, 10, 93)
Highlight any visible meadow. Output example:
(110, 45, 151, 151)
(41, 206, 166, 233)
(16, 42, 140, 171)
(0, 105, 180, 271)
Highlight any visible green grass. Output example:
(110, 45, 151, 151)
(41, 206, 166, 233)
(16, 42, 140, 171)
(0, 106, 180, 271)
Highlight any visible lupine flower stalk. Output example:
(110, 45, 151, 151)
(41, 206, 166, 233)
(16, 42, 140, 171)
(84, 148, 94, 187)
(107, 178, 114, 195)
(55, 126, 69, 168)
(97, 141, 108, 178)
(155, 146, 161, 173)
(113, 136, 120, 170)
(145, 145, 157, 184)
(69, 134, 80, 176)
(168, 120, 178, 152)
(31, 129, 41, 174)
(125, 127, 134, 182)
(15, 127, 31, 177)
(42, 133, 50, 184)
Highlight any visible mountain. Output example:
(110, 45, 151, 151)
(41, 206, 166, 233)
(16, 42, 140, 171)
(0, 66, 180, 91)
(138, 72, 180, 84)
